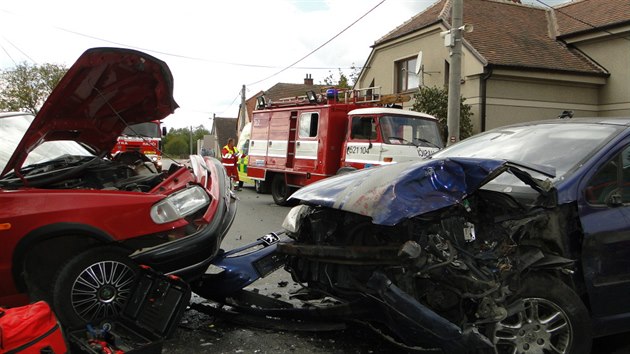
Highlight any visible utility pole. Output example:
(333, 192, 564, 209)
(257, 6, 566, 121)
(239, 84, 247, 132)
(189, 125, 193, 155)
(446, 0, 463, 146)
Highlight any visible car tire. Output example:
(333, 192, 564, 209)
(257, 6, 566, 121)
(255, 179, 270, 194)
(52, 247, 139, 328)
(271, 174, 293, 206)
(490, 275, 592, 354)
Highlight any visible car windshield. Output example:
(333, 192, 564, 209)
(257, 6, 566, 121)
(432, 122, 620, 181)
(121, 122, 160, 138)
(380, 115, 443, 148)
(0, 113, 92, 173)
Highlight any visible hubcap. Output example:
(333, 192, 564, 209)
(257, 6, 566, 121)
(493, 298, 572, 354)
(71, 260, 136, 322)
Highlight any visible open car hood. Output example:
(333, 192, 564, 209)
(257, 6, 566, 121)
(290, 157, 556, 226)
(1, 47, 179, 177)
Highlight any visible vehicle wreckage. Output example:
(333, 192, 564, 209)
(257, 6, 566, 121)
(194, 157, 578, 353)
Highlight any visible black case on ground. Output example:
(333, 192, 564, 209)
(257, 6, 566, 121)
(68, 266, 191, 354)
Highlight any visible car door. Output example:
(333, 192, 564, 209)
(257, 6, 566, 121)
(579, 141, 630, 332)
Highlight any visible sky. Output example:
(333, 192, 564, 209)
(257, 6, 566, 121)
(0, 0, 568, 131)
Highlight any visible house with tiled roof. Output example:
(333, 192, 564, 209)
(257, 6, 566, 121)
(356, 0, 630, 132)
(201, 116, 237, 158)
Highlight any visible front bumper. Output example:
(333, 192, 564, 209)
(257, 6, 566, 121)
(132, 157, 238, 281)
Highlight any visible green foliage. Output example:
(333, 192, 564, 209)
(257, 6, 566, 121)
(321, 64, 359, 88)
(411, 86, 473, 141)
(164, 135, 189, 156)
(162, 125, 211, 156)
(0, 62, 67, 114)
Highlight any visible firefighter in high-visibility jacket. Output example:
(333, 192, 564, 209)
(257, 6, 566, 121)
(221, 138, 244, 190)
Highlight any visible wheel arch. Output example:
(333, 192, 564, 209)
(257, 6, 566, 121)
(13, 223, 118, 292)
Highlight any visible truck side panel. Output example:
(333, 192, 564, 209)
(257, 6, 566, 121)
(248, 112, 271, 179)
(266, 111, 291, 169)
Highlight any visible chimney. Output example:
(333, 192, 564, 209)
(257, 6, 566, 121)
(304, 73, 313, 85)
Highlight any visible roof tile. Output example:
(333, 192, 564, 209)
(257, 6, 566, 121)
(375, 0, 610, 75)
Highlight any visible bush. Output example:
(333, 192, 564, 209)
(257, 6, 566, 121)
(410, 86, 473, 141)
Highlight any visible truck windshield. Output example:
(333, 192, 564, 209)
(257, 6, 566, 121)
(380, 115, 442, 148)
(122, 122, 160, 138)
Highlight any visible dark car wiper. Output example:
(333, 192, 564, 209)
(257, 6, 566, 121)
(413, 137, 442, 150)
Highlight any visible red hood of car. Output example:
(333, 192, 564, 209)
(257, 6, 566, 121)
(1, 47, 179, 177)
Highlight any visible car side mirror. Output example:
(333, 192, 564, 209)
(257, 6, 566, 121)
(607, 192, 624, 206)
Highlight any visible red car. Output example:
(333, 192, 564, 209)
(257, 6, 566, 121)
(0, 47, 236, 328)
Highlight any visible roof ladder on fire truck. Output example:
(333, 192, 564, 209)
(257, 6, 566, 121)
(286, 111, 298, 168)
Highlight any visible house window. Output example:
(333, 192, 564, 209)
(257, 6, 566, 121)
(299, 112, 319, 138)
(396, 57, 419, 92)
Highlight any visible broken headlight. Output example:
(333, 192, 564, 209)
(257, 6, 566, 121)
(150, 185, 210, 224)
(282, 204, 312, 233)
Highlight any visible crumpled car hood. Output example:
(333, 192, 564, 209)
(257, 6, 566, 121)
(290, 157, 555, 226)
(1, 47, 179, 177)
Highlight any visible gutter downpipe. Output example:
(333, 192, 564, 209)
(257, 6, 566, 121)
(480, 65, 493, 132)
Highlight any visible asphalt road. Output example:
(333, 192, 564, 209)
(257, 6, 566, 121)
(162, 182, 630, 354)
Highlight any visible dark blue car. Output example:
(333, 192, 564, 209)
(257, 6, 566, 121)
(278, 118, 630, 353)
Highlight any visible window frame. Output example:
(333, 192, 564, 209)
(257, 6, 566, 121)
(298, 112, 319, 139)
(395, 57, 419, 93)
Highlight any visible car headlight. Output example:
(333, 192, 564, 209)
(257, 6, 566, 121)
(150, 185, 210, 224)
(151, 156, 158, 162)
(281, 204, 312, 233)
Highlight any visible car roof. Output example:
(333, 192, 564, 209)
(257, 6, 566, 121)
(507, 117, 630, 127)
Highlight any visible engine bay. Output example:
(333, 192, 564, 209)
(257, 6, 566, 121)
(0, 151, 173, 192)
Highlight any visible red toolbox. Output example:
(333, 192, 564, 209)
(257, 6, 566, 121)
(0, 300, 68, 354)
(68, 266, 191, 354)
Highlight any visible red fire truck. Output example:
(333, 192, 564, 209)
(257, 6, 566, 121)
(246, 87, 444, 205)
(111, 120, 167, 171)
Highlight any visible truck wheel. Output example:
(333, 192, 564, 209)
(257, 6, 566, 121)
(490, 275, 592, 354)
(52, 247, 139, 328)
(271, 175, 293, 206)
(255, 180, 270, 194)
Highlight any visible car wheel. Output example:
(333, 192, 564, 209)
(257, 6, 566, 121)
(491, 275, 592, 354)
(271, 174, 292, 206)
(255, 179, 269, 194)
(52, 247, 139, 328)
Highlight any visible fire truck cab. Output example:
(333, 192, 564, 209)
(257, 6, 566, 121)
(246, 87, 443, 205)
(112, 120, 166, 171)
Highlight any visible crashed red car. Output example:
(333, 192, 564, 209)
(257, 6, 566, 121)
(0, 48, 236, 327)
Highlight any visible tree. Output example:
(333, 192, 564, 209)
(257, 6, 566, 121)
(321, 64, 360, 88)
(164, 135, 189, 156)
(411, 86, 473, 142)
(0, 62, 67, 114)
(162, 125, 211, 156)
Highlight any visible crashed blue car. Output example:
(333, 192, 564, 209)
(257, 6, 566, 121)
(276, 118, 630, 353)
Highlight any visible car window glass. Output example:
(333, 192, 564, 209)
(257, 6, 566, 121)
(584, 146, 630, 205)
(622, 146, 630, 203)
(350, 117, 376, 140)
(380, 115, 442, 147)
(299, 112, 318, 138)
(433, 123, 620, 181)
(586, 157, 619, 205)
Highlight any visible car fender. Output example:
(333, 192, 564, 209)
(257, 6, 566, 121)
(12, 223, 115, 291)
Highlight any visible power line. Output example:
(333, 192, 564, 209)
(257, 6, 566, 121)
(3, 36, 35, 63)
(0, 42, 17, 67)
(0, 9, 361, 71)
(246, 0, 386, 86)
